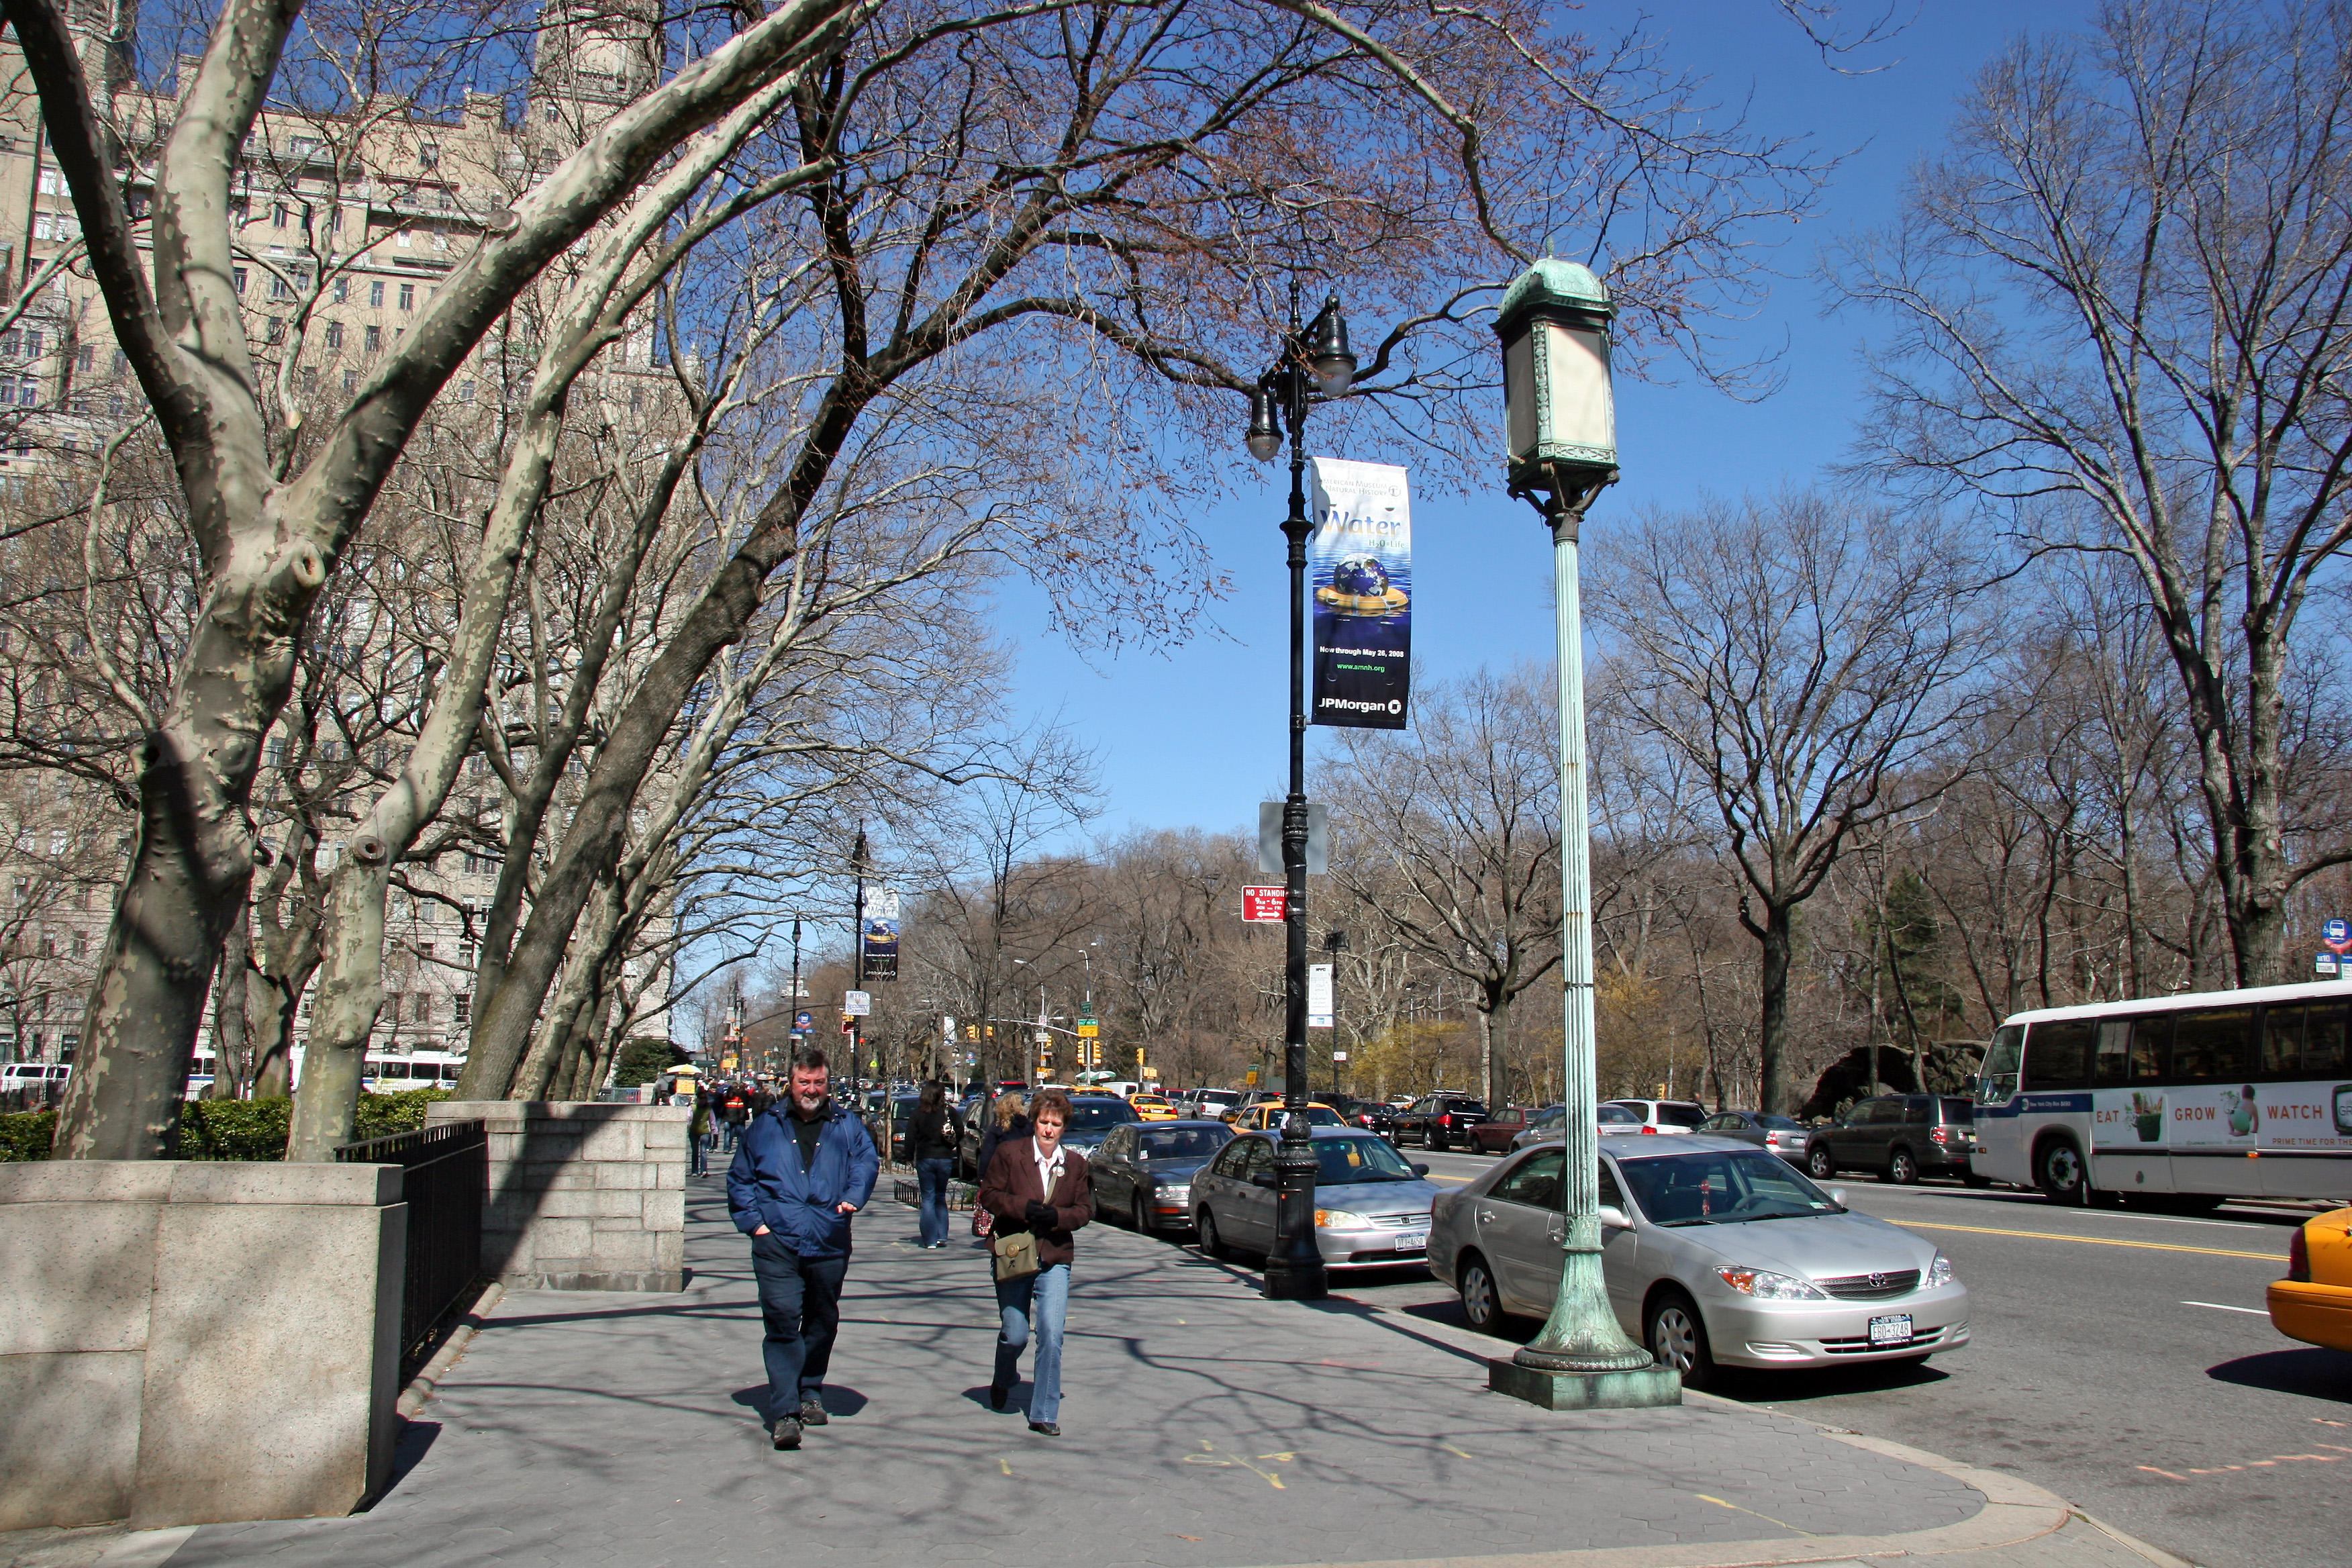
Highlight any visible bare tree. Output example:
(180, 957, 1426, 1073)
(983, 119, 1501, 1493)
(1836, 0, 2352, 987)
(1319, 666, 1561, 1106)
(1587, 491, 2000, 1114)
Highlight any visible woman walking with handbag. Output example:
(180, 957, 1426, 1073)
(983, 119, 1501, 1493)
(908, 1081, 961, 1248)
(977, 1088, 1091, 1436)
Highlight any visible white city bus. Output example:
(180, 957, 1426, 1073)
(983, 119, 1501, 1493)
(1974, 981, 2352, 1207)
(184, 1048, 466, 1098)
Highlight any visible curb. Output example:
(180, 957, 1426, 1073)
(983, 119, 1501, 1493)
(394, 1281, 505, 1420)
(1277, 1281, 2198, 1568)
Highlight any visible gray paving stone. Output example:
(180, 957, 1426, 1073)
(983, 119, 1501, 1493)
(160, 1179, 1990, 1568)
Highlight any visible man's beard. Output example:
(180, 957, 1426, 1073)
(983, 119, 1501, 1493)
(792, 1091, 829, 1118)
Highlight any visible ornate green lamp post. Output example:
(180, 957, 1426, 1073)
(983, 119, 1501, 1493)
(1486, 259, 1681, 1410)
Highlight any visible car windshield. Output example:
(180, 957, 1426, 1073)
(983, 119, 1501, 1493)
(1442, 1099, 1489, 1115)
(1313, 1136, 1419, 1183)
(1140, 1126, 1232, 1159)
(1615, 1149, 1841, 1226)
(1065, 1099, 1140, 1130)
(1938, 1098, 1976, 1124)
(1596, 1104, 1639, 1124)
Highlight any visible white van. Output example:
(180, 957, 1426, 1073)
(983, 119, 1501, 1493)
(1, 1063, 70, 1094)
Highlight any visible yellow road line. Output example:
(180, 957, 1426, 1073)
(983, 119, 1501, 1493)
(1898, 1220, 2285, 1262)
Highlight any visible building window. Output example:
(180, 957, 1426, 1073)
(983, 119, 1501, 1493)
(72, 930, 87, 959)
(344, 369, 358, 394)
(418, 143, 440, 169)
(364, 324, 381, 352)
(325, 321, 343, 348)
(369, 280, 384, 308)
(458, 380, 475, 403)
(453, 993, 471, 1026)
(75, 344, 92, 373)
(332, 276, 347, 303)
(395, 228, 411, 248)
(233, 266, 248, 293)
(266, 317, 285, 343)
(398, 283, 413, 311)
(272, 202, 288, 229)
(301, 365, 317, 394)
(266, 738, 285, 767)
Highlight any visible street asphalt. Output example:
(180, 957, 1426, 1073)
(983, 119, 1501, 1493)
(34, 1164, 2194, 1568)
(1346, 1144, 2348, 1568)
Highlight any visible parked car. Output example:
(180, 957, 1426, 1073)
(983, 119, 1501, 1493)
(1698, 1110, 1812, 1165)
(1190, 1130, 1440, 1272)
(1389, 1093, 1489, 1150)
(1056, 1093, 1143, 1155)
(1804, 1094, 1984, 1186)
(1087, 1119, 1236, 1236)
(1231, 1101, 1347, 1134)
(1338, 1097, 1398, 1137)
(2269, 1206, 2352, 1353)
(1604, 1099, 1708, 1134)
(1469, 1106, 1549, 1155)
(1429, 1135, 1969, 1387)
(1500, 1102, 1647, 1151)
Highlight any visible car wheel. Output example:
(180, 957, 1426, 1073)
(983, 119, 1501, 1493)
(1197, 1208, 1232, 1261)
(1430, 1127, 1448, 1152)
(1646, 1290, 1716, 1390)
(2037, 1138, 2089, 1206)
(1888, 1148, 1919, 1185)
(1459, 1254, 1504, 1335)
(1807, 1145, 1835, 1181)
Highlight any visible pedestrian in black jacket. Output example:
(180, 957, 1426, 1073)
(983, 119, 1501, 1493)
(908, 1081, 963, 1247)
(977, 1092, 1031, 1186)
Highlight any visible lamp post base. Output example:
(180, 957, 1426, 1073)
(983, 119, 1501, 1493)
(1487, 1357, 1682, 1412)
(1261, 1256, 1328, 1301)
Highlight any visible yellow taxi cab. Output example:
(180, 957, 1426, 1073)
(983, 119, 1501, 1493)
(1232, 1101, 1346, 1133)
(2269, 1205, 2352, 1353)
(1128, 1093, 1181, 1121)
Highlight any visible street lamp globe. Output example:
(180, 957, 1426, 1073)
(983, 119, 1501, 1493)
(1244, 383, 1283, 461)
(1308, 297, 1357, 395)
(1495, 258, 1616, 493)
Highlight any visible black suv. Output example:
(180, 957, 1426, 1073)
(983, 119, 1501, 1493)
(1389, 1093, 1489, 1150)
(1804, 1094, 1983, 1185)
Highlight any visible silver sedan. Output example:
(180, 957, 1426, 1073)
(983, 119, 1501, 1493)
(1190, 1130, 1440, 1271)
(1429, 1134, 1969, 1387)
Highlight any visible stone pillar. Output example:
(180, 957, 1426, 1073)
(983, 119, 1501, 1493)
(425, 1101, 686, 1290)
(0, 1161, 406, 1530)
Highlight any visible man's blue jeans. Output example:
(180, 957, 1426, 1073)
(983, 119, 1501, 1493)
(916, 1157, 954, 1245)
(751, 1236, 848, 1420)
(993, 1261, 1068, 1423)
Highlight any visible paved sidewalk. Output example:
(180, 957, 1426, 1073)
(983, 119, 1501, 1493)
(126, 1177, 2187, 1568)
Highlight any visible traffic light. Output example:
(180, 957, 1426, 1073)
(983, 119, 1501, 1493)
(965, 1024, 979, 1042)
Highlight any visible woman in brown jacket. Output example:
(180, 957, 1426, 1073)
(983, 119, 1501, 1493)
(977, 1087, 1092, 1435)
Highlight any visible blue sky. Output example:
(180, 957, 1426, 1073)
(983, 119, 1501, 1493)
(987, 0, 2090, 846)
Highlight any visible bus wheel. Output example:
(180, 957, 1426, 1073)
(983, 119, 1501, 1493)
(2037, 1138, 2088, 1206)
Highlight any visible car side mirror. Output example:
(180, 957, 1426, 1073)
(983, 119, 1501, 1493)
(1411, 1163, 1430, 1177)
(1598, 1204, 1632, 1230)
(1830, 1188, 1847, 1206)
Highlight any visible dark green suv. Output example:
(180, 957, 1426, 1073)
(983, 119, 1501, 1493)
(1804, 1094, 1985, 1186)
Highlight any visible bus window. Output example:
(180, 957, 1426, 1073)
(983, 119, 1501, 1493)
(2261, 1006, 2304, 1075)
(2170, 1007, 2253, 1083)
(2023, 1019, 2092, 1090)
(378, 1063, 409, 1081)
(2309, 1003, 2350, 1075)
(2094, 1020, 2131, 1084)
(2128, 1014, 2171, 1081)
(1979, 1025, 2023, 1102)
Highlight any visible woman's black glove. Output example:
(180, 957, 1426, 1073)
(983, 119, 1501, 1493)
(1024, 1199, 1056, 1228)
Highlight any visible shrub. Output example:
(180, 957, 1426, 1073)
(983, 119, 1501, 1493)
(613, 1037, 685, 1088)
(178, 1097, 292, 1160)
(0, 1110, 57, 1161)
(354, 1087, 454, 1140)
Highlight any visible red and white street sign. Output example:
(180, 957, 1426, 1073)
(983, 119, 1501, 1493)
(1241, 885, 1287, 922)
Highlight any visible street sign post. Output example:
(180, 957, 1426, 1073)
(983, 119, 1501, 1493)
(1242, 885, 1287, 922)
(2324, 917, 2351, 954)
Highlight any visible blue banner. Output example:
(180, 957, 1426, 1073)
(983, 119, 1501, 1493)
(1309, 458, 1412, 730)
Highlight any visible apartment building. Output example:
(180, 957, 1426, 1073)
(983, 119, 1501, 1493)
(0, 4, 679, 1080)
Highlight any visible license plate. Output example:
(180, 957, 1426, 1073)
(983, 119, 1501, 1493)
(1393, 1231, 1428, 1251)
(1868, 1314, 1914, 1346)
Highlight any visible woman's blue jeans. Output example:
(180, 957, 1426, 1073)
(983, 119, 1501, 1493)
(916, 1157, 954, 1245)
(993, 1262, 1068, 1423)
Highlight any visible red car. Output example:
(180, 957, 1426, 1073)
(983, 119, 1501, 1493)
(1468, 1107, 1539, 1155)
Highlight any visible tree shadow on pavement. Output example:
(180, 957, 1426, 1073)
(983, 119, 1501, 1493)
(2206, 1349, 2352, 1404)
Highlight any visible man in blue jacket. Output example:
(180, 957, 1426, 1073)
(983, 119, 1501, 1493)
(726, 1045, 878, 1451)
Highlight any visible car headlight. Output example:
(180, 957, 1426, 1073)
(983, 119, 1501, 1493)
(1157, 1183, 1189, 1202)
(1314, 1208, 1371, 1228)
(1926, 1252, 1954, 1287)
(1715, 1266, 1831, 1301)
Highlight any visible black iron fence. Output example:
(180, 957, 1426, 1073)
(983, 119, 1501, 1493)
(337, 1118, 487, 1373)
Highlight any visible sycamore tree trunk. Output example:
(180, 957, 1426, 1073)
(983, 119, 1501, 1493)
(204, 907, 251, 1099)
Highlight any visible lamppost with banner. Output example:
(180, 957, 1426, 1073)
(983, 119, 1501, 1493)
(1241, 285, 1356, 1302)
(1487, 258, 1681, 1409)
